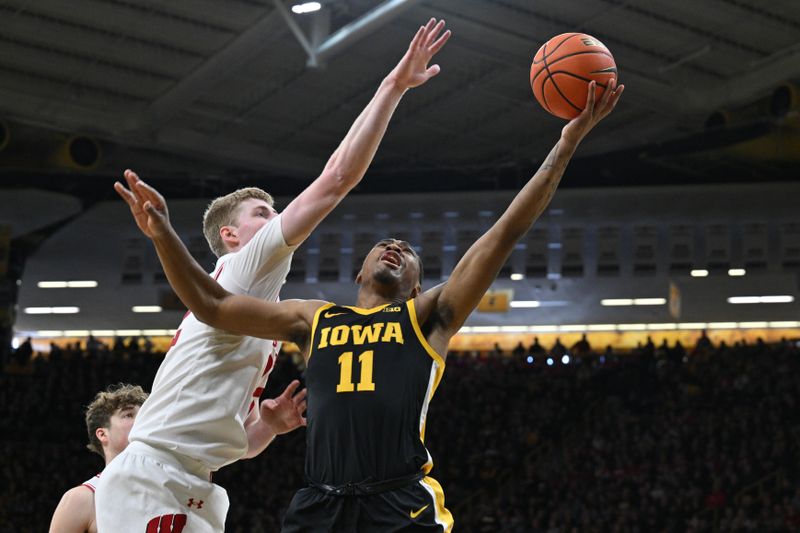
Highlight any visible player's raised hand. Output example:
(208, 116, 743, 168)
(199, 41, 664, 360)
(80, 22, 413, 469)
(114, 169, 171, 239)
(561, 79, 625, 147)
(388, 18, 451, 90)
(259, 380, 308, 435)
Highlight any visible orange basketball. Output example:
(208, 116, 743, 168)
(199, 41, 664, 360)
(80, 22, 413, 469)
(530, 33, 617, 120)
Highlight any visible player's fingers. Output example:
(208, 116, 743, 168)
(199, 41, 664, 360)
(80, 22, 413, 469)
(428, 29, 451, 55)
(293, 387, 308, 404)
(114, 181, 137, 207)
(282, 380, 301, 398)
(297, 400, 307, 414)
(599, 78, 615, 109)
(410, 25, 425, 50)
(299, 415, 307, 426)
(584, 80, 596, 114)
(424, 19, 445, 48)
(136, 180, 167, 210)
(425, 64, 441, 79)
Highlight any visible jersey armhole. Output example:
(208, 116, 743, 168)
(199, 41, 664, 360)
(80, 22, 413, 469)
(407, 299, 446, 369)
(307, 302, 335, 365)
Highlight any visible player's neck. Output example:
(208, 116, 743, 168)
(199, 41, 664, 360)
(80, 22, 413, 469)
(355, 287, 404, 309)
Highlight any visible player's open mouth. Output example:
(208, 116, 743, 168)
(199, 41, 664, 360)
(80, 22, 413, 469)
(380, 251, 401, 268)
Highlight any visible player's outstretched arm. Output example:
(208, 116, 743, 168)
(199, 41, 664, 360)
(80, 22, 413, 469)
(422, 80, 624, 340)
(115, 173, 320, 343)
(243, 379, 307, 459)
(49, 486, 94, 533)
(279, 18, 451, 246)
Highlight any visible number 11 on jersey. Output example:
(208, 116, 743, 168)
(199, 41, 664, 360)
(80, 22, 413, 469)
(336, 350, 376, 393)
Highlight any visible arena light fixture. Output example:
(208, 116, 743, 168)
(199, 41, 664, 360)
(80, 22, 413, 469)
(559, 324, 587, 332)
(728, 268, 746, 277)
(769, 321, 800, 328)
(678, 322, 707, 330)
(510, 273, 524, 281)
(707, 322, 737, 329)
(510, 300, 540, 308)
(37, 280, 98, 288)
(132, 305, 163, 313)
(561, 355, 570, 365)
(91, 330, 115, 336)
(690, 269, 709, 277)
(647, 323, 677, 330)
(601, 298, 633, 306)
(634, 298, 667, 306)
(738, 322, 769, 328)
(291, 2, 321, 14)
(24, 306, 80, 314)
(728, 295, 794, 304)
(617, 323, 647, 331)
(64, 330, 90, 336)
(587, 324, 616, 331)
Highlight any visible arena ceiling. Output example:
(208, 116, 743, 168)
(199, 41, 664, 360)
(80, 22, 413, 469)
(0, 0, 799, 200)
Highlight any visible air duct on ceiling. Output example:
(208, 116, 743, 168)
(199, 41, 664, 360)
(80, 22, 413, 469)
(0, 121, 102, 171)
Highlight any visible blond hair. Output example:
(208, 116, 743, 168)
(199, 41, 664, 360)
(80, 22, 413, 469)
(202, 187, 274, 257)
(85, 383, 148, 458)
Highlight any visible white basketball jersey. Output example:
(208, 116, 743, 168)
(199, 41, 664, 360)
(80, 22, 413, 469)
(129, 214, 295, 470)
(82, 473, 100, 493)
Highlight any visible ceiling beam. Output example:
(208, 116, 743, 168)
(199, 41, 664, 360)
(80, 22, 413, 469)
(313, 0, 425, 66)
(137, 8, 287, 134)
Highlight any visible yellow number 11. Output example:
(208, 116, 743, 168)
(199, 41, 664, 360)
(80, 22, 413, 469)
(336, 350, 376, 393)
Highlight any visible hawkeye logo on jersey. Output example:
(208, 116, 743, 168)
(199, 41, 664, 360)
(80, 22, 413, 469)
(317, 322, 404, 348)
(383, 306, 401, 312)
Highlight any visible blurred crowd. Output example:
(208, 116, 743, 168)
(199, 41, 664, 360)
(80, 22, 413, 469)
(0, 333, 797, 532)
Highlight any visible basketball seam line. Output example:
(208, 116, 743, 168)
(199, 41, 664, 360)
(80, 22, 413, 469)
(539, 42, 555, 115)
(530, 50, 615, 85)
(535, 33, 581, 63)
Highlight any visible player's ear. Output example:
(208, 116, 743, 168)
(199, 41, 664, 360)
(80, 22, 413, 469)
(410, 283, 421, 299)
(355, 270, 363, 284)
(96, 427, 109, 445)
(220, 226, 239, 247)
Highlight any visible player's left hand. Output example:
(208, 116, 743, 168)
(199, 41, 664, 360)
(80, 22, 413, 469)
(561, 79, 624, 147)
(259, 380, 307, 435)
(387, 18, 451, 90)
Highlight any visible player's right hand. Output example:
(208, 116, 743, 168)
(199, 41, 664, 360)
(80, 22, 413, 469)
(114, 169, 171, 239)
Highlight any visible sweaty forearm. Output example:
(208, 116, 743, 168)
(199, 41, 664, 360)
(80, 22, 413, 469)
(151, 226, 230, 323)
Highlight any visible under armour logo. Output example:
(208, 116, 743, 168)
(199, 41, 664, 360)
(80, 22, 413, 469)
(146, 514, 187, 533)
(187, 498, 204, 509)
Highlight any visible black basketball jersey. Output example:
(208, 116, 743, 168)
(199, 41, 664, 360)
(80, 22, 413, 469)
(304, 299, 446, 485)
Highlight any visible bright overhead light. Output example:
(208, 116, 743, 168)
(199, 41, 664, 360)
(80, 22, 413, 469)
(728, 268, 746, 277)
(633, 298, 667, 306)
(738, 321, 768, 328)
(708, 322, 737, 329)
(728, 295, 794, 304)
(601, 298, 633, 306)
(510, 273, 524, 281)
(647, 323, 677, 330)
(24, 306, 80, 314)
(617, 323, 647, 331)
(132, 306, 163, 313)
(499, 326, 529, 332)
(691, 269, 709, 277)
(759, 295, 794, 303)
(769, 321, 800, 328)
(37, 280, 98, 288)
(529, 325, 558, 332)
(601, 298, 665, 306)
(291, 2, 321, 14)
(510, 300, 540, 308)
(587, 324, 616, 331)
(91, 330, 115, 336)
(64, 330, 90, 336)
(559, 324, 587, 332)
(678, 322, 707, 330)
(115, 329, 143, 336)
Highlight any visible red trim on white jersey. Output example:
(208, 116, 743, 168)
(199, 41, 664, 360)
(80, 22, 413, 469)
(82, 473, 101, 493)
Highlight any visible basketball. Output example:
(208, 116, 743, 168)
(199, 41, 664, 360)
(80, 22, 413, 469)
(530, 33, 617, 120)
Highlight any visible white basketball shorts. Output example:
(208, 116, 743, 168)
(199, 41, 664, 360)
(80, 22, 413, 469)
(95, 441, 229, 532)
